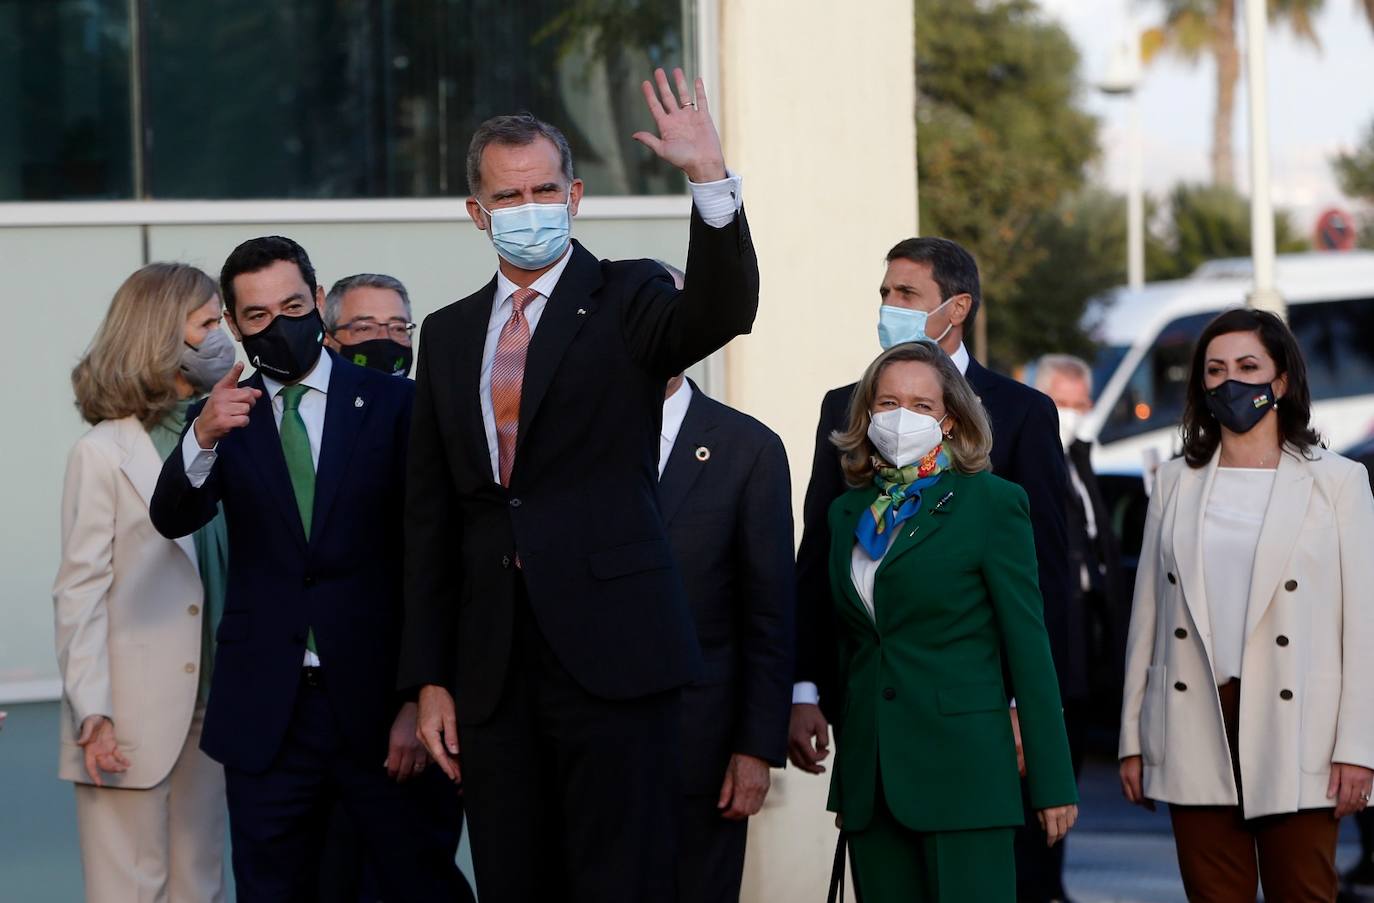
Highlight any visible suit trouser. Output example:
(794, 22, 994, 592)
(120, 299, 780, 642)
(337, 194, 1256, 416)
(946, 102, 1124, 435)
(223, 672, 465, 903)
(847, 783, 1015, 903)
(459, 578, 683, 903)
(1014, 697, 1086, 901)
(316, 768, 474, 903)
(1168, 679, 1339, 902)
(677, 793, 749, 903)
(73, 704, 227, 903)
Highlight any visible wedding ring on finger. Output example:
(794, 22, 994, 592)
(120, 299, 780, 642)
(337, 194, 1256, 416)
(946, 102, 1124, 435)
(681, 99, 696, 109)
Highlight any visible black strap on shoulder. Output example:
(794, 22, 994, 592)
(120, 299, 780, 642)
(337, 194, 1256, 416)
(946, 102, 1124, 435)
(827, 830, 847, 903)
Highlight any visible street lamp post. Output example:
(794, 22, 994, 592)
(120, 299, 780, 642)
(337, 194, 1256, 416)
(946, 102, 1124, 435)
(1244, 0, 1286, 317)
(1100, 29, 1145, 292)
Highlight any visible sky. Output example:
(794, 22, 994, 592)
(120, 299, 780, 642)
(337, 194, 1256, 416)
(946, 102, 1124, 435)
(1039, 0, 1374, 233)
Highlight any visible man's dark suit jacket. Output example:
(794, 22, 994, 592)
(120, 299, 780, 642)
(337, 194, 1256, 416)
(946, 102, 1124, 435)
(794, 355, 1076, 723)
(1065, 438, 1127, 700)
(400, 209, 759, 723)
(660, 382, 795, 792)
(150, 352, 414, 773)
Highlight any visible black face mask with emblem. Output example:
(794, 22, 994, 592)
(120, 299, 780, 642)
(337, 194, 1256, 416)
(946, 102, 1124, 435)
(1204, 379, 1276, 434)
(338, 338, 412, 377)
(241, 309, 325, 383)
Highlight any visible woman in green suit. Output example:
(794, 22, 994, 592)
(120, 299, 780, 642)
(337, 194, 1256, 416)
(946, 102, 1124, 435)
(827, 341, 1078, 902)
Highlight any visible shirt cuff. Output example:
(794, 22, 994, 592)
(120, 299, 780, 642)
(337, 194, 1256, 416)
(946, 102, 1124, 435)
(792, 681, 820, 706)
(689, 170, 743, 228)
(181, 420, 218, 489)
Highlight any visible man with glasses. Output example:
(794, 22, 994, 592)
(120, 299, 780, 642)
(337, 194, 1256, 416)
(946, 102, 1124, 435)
(318, 272, 474, 902)
(324, 274, 417, 377)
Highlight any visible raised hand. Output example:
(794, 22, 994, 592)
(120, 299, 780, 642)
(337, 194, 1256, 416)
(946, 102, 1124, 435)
(193, 361, 261, 449)
(633, 67, 727, 184)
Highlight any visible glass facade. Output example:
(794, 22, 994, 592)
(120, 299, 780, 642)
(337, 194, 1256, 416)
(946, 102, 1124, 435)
(1, 0, 697, 201)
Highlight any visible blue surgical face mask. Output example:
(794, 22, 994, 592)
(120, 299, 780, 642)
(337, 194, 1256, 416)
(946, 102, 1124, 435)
(477, 197, 572, 270)
(877, 298, 954, 350)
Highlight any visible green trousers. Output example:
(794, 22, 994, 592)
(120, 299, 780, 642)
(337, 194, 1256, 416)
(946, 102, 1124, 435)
(847, 790, 1016, 903)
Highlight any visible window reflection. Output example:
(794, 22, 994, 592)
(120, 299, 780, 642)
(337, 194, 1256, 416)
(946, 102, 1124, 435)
(0, 0, 133, 200)
(2, 0, 696, 200)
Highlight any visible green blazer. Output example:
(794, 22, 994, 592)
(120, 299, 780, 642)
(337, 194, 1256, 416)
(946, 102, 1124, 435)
(826, 468, 1077, 833)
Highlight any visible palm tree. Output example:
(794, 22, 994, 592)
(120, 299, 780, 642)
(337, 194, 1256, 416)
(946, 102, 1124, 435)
(1143, 0, 1322, 187)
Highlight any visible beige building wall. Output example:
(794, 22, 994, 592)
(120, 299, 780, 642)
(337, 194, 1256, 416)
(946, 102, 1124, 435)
(711, 1, 919, 899)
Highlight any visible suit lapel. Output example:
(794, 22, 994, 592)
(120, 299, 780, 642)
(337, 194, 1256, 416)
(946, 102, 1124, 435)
(118, 419, 199, 575)
(241, 371, 309, 550)
(1245, 450, 1313, 638)
(311, 354, 370, 542)
(658, 385, 717, 525)
(832, 491, 876, 629)
(514, 243, 602, 461)
(456, 279, 499, 484)
(1173, 454, 1219, 659)
(875, 471, 956, 577)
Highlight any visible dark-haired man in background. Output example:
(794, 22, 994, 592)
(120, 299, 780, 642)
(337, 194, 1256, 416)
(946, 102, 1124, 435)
(787, 237, 1075, 902)
(151, 236, 464, 901)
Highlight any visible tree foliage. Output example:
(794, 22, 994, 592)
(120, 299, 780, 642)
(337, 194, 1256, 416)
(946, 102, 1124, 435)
(1334, 119, 1374, 201)
(1151, 183, 1308, 280)
(1143, 0, 1324, 187)
(915, 0, 1099, 367)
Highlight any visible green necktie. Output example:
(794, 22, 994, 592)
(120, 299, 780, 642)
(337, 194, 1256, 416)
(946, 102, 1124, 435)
(279, 384, 318, 654)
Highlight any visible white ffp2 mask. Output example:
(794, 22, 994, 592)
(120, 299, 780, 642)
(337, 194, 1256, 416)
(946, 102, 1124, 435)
(867, 407, 946, 468)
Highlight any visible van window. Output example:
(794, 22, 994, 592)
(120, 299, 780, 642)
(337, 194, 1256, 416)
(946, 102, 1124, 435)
(1099, 298, 1374, 445)
(1099, 312, 1213, 444)
(1289, 297, 1374, 401)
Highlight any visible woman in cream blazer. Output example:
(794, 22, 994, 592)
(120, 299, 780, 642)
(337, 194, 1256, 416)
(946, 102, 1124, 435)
(1120, 308, 1374, 902)
(55, 263, 234, 903)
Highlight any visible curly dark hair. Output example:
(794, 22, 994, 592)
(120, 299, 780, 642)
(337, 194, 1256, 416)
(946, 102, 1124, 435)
(1180, 307, 1322, 468)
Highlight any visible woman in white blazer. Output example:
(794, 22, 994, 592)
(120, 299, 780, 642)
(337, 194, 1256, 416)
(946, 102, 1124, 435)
(1119, 308, 1374, 902)
(55, 263, 236, 903)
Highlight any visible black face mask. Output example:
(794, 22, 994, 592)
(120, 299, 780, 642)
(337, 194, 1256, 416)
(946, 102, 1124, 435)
(241, 309, 324, 383)
(1205, 379, 1276, 434)
(338, 338, 412, 377)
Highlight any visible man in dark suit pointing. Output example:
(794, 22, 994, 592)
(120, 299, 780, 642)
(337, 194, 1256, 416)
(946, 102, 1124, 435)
(400, 68, 759, 902)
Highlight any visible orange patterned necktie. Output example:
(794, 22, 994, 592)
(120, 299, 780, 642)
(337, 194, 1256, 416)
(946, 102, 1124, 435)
(492, 287, 537, 486)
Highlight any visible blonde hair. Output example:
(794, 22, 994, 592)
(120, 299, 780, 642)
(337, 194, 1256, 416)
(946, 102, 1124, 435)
(831, 342, 993, 487)
(72, 263, 219, 428)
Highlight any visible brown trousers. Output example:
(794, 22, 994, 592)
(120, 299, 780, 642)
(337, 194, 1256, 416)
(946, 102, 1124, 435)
(1168, 679, 1340, 902)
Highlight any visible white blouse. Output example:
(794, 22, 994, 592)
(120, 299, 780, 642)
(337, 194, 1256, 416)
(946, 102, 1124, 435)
(851, 532, 900, 622)
(1202, 467, 1276, 683)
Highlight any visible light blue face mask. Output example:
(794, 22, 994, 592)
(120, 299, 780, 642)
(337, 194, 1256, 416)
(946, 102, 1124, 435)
(477, 197, 572, 270)
(877, 298, 953, 350)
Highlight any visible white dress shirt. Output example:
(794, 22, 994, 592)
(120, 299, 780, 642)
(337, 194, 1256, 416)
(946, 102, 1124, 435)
(1203, 467, 1275, 683)
(658, 380, 694, 478)
(182, 350, 333, 666)
(478, 174, 744, 481)
(792, 339, 973, 706)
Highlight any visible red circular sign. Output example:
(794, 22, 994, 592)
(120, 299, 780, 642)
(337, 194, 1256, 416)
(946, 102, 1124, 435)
(1315, 208, 1357, 251)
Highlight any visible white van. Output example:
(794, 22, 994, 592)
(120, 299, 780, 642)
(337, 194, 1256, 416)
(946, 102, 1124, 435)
(1081, 251, 1374, 475)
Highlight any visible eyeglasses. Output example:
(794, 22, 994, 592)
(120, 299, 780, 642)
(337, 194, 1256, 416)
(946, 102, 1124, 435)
(333, 319, 416, 343)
